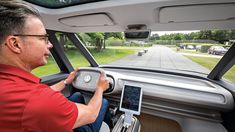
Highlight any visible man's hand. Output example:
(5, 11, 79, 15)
(96, 72, 109, 92)
(50, 69, 78, 91)
(64, 69, 78, 85)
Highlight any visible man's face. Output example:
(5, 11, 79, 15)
(20, 16, 53, 70)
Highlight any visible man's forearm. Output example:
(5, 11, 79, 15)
(50, 71, 76, 91)
(50, 80, 66, 91)
(87, 88, 104, 118)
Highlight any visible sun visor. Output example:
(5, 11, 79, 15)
(59, 13, 114, 27)
(159, 4, 235, 23)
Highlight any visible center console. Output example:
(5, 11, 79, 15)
(112, 84, 143, 132)
(112, 114, 140, 132)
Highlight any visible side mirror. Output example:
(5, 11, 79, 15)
(124, 29, 150, 40)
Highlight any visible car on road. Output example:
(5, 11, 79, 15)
(208, 46, 228, 55)
(195, 45, 201, 51)
(10, 0, 235, 132)
(186, 45, 194, 50)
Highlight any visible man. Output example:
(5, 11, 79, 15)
(0, 0, 109, 131)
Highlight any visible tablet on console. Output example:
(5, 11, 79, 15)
(119, 84, 143, 127)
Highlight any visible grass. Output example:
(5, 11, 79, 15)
(170, 46, 234, 83)
(185, 56, 220, 70)
(32, 58, 60, 77)
(224, 66, 235, 83)
(106, 46, 143, 50)
(90, 47, 137, 65)
(185, 56, 235, 83)
(32, 47, 137, 77)
(64, 49, 91, 68)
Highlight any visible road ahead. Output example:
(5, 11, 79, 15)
(109, 45, 210, 73)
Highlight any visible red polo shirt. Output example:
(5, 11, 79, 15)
(0, 64, 78, 132)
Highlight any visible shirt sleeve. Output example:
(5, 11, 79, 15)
(22, 84, 78, 132)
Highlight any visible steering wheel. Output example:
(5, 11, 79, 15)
(72, 67, 106, 92)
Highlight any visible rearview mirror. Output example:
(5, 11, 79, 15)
(124, 30, 150, 40)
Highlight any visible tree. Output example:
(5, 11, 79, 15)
(184, 33, 194, 40)
(86, 32, 104, 51)
(154, 30, 235, 44)
(198, 30, 212, 40)
(149, 33, 160, 41)
(103, 32, 123, 49)
(229, 30, 235, 39)
(212, 30, 228, 44)
(173, 33, 183, 40)
(56, 32, 71, 50)
(77, 33, 92, 46)
(190, 32, 200, 40)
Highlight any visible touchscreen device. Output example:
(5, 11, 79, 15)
(119, 85, 143, 115)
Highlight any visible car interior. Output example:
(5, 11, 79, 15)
(23, 0, 235, 132)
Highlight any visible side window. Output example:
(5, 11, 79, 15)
(58, 33, 90, 68)
(32, 32, 91, 77)
(32, 54, 60, 77)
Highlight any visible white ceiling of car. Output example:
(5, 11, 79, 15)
(26, 0, 235, 33)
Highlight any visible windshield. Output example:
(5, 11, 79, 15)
(73, 30, 235, 81)
(32, 30, 235, 83)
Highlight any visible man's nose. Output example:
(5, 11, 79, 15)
(47, 41, 53, 48)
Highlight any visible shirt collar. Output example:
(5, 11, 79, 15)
(0, 64, 41, 83)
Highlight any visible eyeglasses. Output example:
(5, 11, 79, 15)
(13, 34, 49, 44)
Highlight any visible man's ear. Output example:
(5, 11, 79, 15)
(5, 36, 22, 54)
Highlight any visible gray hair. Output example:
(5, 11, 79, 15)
(0, 0, 41, 44)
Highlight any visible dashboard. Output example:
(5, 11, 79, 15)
(72, 67, 234, 123)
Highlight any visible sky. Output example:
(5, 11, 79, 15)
(152, 30, 199, 36)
